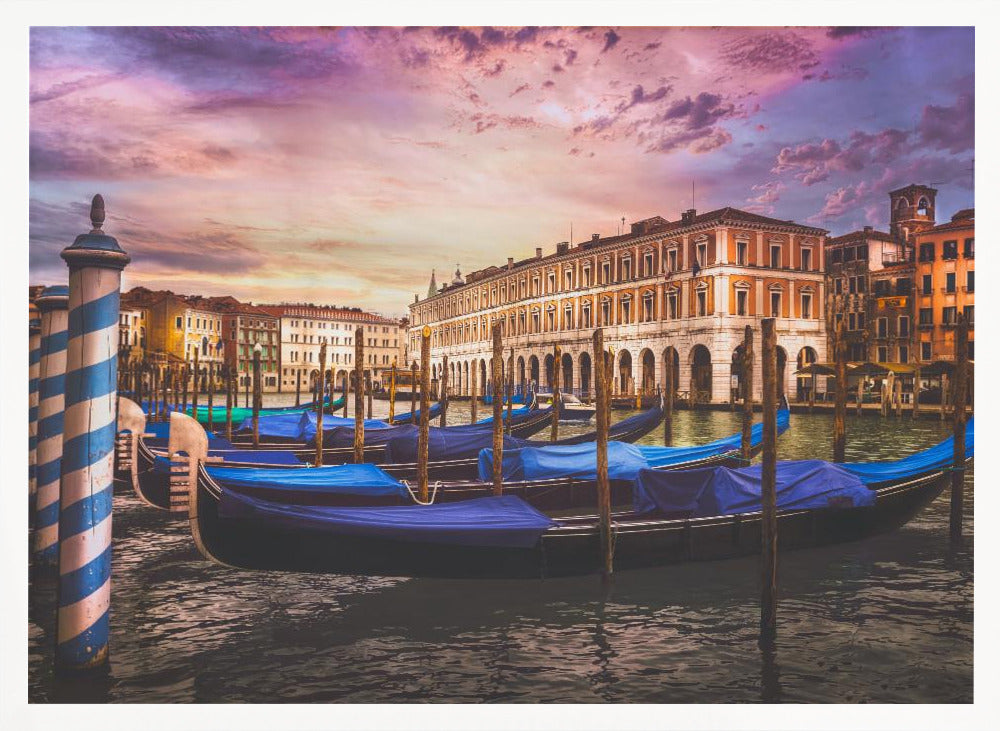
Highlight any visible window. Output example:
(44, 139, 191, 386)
(942, 306, 957, 325)
(856, 276, 866, 293)
(736, 288, 748, 316)
(564, 304, 573, 328)
(857, 244, 868, 261)
(601, 299, 612, 324)
(922, 274, 932, 295)
(667, 291, 678, 319)
(849, 277, 858, 294)
(621, 298, 632, 322)
(697, 290, 707, 316)
(697, 242, 708, 267)
(831, 249, 843, 265)
(546, 309, 555, 330)
(964, 238, 975, 258)
(895, 278, 911, 296)
(877, 346, 888, 362)
(919, 243, 935, 262)
(736, 240, 748, 265)
(582, 266, 591, 287)
(667, 249, 678, 272)
(801, 248, 812, 271)
(770, 291, 781, 318)
(848, 312, 856, 331)
(966, 270, 974, 293)
(844, 247, 856, 263)
(175, 316, 183, 329)
(547, 272, 555, 292)
(601, 262, 611, 284)
(873, 279, 890, 296)
(942, 240, 958, 260)
(877, 317, 888, 338)
(532, 310, 540, 332)
(187, 316, 192, 328)
(899, 316, 910, 338)
(899, 346, 909, 364)
(964, 305, 974, 325)
(945, 272, 955, 293)
(835, 313, 843, 328)
(581, 303, 592, 329)
(643, 252, 654, 276)
(857, 312, 865, 330)
(770, 244, 781, 268)
(801, 292, 812, 318)
(642, 293, 654, 321)
(835, 278, 843, 295)
(564, 270, 573, 290)
(622, 258, 632, 280)
(921, 341, 932, 360)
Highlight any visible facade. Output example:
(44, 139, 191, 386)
(409, 207, 828, 404)
(915, 208, 975, 362)
(122, 287, 223, 368)
(258, 304, 405, 393)
(118, 305, 148, 363)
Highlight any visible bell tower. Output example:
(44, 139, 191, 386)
(888, 184, 937, 241)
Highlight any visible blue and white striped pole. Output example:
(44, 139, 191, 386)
(29, 311, 41, 521)
(34, 285, 70, 568)
(56, 195, 129, 672)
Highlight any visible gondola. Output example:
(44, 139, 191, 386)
(187, 421, 972, 578)
(122, 397, 670, 509)
(388, 401, 444, 425)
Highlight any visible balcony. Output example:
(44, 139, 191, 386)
(962, 286, 974, 294)
(918, 321, 935, 329)
(918, 254, 935, 263)
(940, 287, 958, 295)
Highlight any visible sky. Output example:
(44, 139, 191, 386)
(28, 26, 974, 317)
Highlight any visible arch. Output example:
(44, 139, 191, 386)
(690, 344, 712, 402)
(639, 348, 655, 395)
(731, 343, 749, 402)
(561, 352, 574, 394)
(917, 196, 931, 215)
(528, 355, 540, 390)
(480, 359, 488, 393)
(617, 348, 633, 395)
(579, 352, 592, 398)
(517, 356, 526, 396)
(661, 346, 680, 394)
(796, 346, 818, 402)
(544, 353, 555, 389)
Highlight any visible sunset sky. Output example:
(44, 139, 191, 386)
(28, 26, 974, 316)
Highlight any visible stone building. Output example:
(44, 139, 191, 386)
(408, 207, 828, 404)
(258, 303, 405, 394)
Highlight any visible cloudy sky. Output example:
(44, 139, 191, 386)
(29, 26, 974, 316)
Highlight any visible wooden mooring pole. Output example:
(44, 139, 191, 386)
(410, 362, 417, 425)
(388, 360, 397, 424)
(833, 321, 847, 462)
(354, 327, 365, 464)
(950, 316, 969, 542)
(912, 366, 921, 419)
(315, 344, 327, 467)
(440, 354, 449, 427)
(343, 369, 350, 417)
(206, 362, 215, 432)
(192, 349, 200, 419)
(252, 343, 262, 448)
(551, 344, 560, 442)
(295, 368, 301, 407)
(161, 365, 170, 422)
(664, 348, 673, 446)
(470, 359, 478, 424)
(741, 325, 754, 462)
(244, 367, 250, 409)
(418, 327, 431, 502)
(759, 317, 778, 650)
(225, 365, 234, 442)
(366, 372, 373, 420)
(593, 328, 613, 581)
(491, 323, 504, 496)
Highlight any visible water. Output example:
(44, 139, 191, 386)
(28, 399, 973, 703)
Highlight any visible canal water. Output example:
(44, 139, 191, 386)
(28, 399, 972, 703)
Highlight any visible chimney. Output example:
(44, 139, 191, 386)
(535, 247, 543, 259)
(592, 233, 600, 241)
(507, 257, 514, 269)
(413, 294, 419, 303)
(863, 226, 873, 235)
(681, 209, 697, 225)
(556, 241, 569, 255)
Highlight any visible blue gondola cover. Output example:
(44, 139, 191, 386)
(218, 491, 555, 548)
(153, 449, 303, 473)
(633, 460, 875, 517)
(838, 418, 973, 484)
(385, 428, 532, 463)
(209, 462, 406, 497)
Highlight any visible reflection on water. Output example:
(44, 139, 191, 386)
(29, 400, 973, 703)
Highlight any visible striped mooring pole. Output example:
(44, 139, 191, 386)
(34, 285, 70, 568)
(29, 311, 41, 521)
(56, 195, 130, 673)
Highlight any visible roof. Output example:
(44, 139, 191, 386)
(257, 303, 402, 326)
(826, 228, 897, 246)
(917, 213, 975, 236)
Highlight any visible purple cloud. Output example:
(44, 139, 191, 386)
(918, 92, 974, 154)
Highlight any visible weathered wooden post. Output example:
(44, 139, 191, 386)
(950, 316, 969, 542)
(912, 366, 921, 419)
(225, 365, 234, 442)
(33, 285, 69, 568)
(366, 372, 373, 420)
(244, 365, 250, 409)
(354, 326, 365, 464)
(506, 348, 514, 436)
(551, 344, 561, 442)
(172, 364, 180, 413)
(410, 362, 418, 425)
(315, 343, 327, 467)
(741, 325, 754, 463)
(593, 328, 613, 581)
(894, 374, 902, 418)
(295, 367, 302, 408)
(150, 366, 159, 421)
(856, 377, 863, 417)
(192, 349, 200, 420)
(56, 195, 129, 672)
(252, 343, 262, 448)
(418, 326, 431, 501)
(182, 363, 190, 416)
(343, 369, 350, 417)
(206, 361, 215, 431)
(470, 358, 478, 424)
(440, 354, 449, 427)
(388, 360, 397, 424)
(833, 321, 847, 462)
(491, 324, 504, 496)
(29, 313, 41, 517)
(759, 317, 778, 650)
(664, 348, 673, 446)
(940, 373, 949, 421)
(161, 365, 170, 420)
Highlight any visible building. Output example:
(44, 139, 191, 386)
(258, 303, 406, 394)
(117, 305, 148, 363)
(915, 208, 974, 362)
(409, 207, 829, 404)
(209, 299, 280, 392)
(122, 287, 224, 369)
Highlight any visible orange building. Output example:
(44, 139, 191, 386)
(914, 208, 974, 362)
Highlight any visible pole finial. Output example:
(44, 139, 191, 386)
(90, 194, 106, 232)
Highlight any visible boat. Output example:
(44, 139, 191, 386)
(187, 421, 972, 578)
(533, 392, 595, 422)
(388, 401, 444, 425)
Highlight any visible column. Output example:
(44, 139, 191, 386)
(716, 228, 728, 265)
(33, 285, 69, 567)
(716, 275, 730, 315)
(29, 313, 41, 515)
(56, 195, 130, 672)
